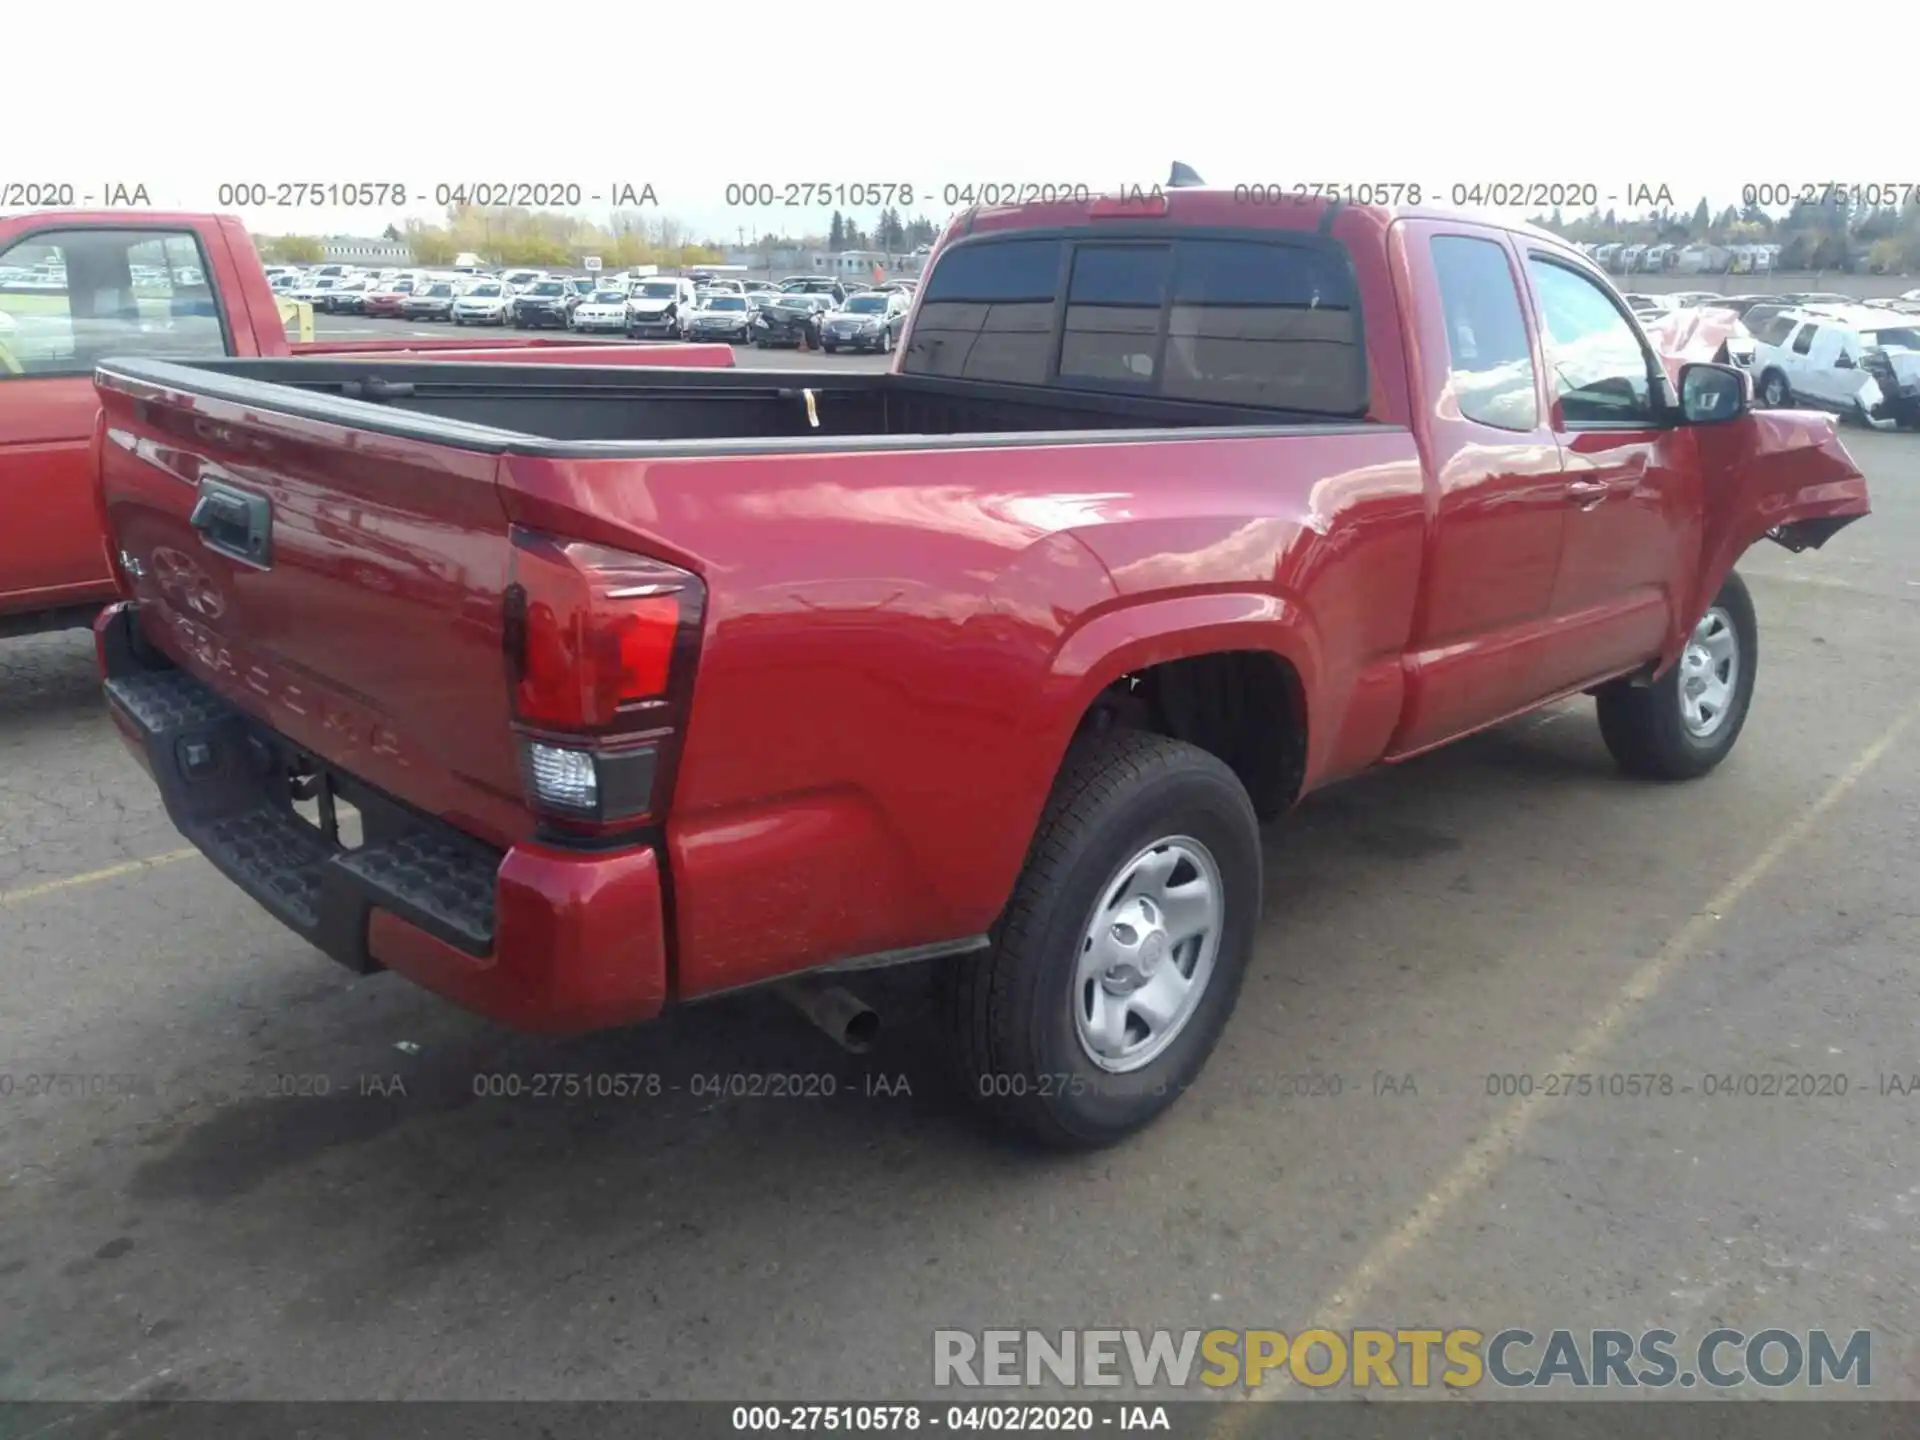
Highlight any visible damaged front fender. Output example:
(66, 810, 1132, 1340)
(1663, 409, 1870, 672)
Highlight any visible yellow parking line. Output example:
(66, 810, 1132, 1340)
(1212, 694, 1920, 1425)
(0, 848, 198, 908)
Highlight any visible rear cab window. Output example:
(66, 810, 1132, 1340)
(0, 228, 230, 378)
(1429, 236, 1539, 431)
(903, 230, 1368, 416)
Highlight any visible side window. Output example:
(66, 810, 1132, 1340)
(1430, 236, 1539, 431)
(903, 237, 1062, 383)
(1756, 314, 1797, 345)
(1525, 258, 1657, 426)
(1059, 244, 1171, 384)
(0, 228, 228, 379)
(1163, 239, 1364, 411)
(1791, 325, 1817, 356)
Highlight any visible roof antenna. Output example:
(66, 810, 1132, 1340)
(1167, 162, 1206, 188)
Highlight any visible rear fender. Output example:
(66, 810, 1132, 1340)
(1043, 589, 1323, 775)
(1665, 410, 1870, 671)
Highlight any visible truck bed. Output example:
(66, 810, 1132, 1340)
(97, 355, 1376, 454)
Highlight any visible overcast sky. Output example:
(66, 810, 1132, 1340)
(16, 2, 1913, 244)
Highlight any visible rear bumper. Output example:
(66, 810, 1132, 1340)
(94, 603, 668, 1032)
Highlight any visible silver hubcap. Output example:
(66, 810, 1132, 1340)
(1073, 837, 1223, 1073)
(1680, 607, 1739, 739)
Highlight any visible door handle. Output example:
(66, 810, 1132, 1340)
(1566, 479, 1612, 509)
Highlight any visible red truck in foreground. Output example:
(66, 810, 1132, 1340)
(0, 210, 730, 638)
(90, 187, 1870, 1147)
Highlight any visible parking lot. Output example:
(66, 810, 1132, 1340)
(308, 310, 894, 370)
(4, 393, 1920, 1410)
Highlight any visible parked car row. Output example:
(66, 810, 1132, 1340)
(1639, 289, 1920, 430)
(1579, 241, 1782, 276)
(263, 261, 921, 349)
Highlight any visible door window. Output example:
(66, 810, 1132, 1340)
(1525, 257, 1658, 425)
(1431, 236, 1539, 431)
(0, 228, 230, 378)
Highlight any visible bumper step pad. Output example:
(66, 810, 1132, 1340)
(103, 666, 500, 970)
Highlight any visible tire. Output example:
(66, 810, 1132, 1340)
(1758, 369, 1790, 408)
(936, 730, 1262, 1149)
(1596, 570, 1758, 782)
(881, 326, 894, 355)
(823, 343, 838, 354)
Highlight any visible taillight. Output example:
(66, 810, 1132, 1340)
(503, 527, 705, 837)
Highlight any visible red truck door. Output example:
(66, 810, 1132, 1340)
(1386, 223, 1569, 755)
(1518, 253, 1699, 696)
(0, 222, 235, 617)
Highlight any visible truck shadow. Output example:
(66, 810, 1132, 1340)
(0, 631, 103, 729)
(51, 699, 1653, 1397)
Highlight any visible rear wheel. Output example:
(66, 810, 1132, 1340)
(936, 731, 1261, 1149)
(1596, 570, 1758, 781)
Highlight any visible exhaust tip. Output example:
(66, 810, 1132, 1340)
(777, 980, 880, 1055)
(842, 1006, 880, 1053)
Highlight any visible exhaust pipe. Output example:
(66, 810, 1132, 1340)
(776, 979, 880, 1054)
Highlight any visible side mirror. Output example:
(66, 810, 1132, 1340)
(1678, 362, 1751, 424)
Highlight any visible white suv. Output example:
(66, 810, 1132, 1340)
(1750, 305, 1920, 430)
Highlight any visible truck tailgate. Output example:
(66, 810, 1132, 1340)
(95, 363, 532, 852)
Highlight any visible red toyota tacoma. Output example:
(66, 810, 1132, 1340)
(90, 184, 1870, 1147)
(0, 209, 730, 639)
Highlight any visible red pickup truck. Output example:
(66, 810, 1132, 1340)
(0, 210, 730, 639)
(90, 188, 1869, 1148)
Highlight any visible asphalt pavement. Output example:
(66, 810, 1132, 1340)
(2, 415, 1918, 1408)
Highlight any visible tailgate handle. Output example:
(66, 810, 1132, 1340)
(190, 476, 273, 567)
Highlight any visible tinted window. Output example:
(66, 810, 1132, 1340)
(1430, 236, 1539, 431)
(1864, 327, 1920, 349)
(1061, 245, 1172, 384)
(1162, 240, 1363, 411)
(0, 229, 227, 378)
(906, 235, 1364, 411)
(905, 238, 1062, 384)
(1791, 325, 1817, 355)
(1754, 313, 1797, 344)
(1526, 259, 1656, 425)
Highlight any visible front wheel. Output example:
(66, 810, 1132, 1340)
(936, 731, 1261, 1149)
(1596, 570, 1758, 782)
(1758, 369, 1790, 408)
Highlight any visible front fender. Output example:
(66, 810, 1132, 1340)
(1667, 410, 1870, 671)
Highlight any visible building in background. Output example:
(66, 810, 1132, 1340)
(320, 236, 415, 265)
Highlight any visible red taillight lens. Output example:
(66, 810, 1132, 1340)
(505, 529, 702, 733)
